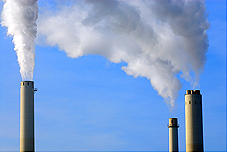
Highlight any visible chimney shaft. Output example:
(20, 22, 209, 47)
(185, 89, 204, 152)
(168, 118, 179, 152)
(20, 81, 35, 152)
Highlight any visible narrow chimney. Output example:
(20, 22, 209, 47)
(168, 118, 179, 152)
(20, 81, 35, 152)
(185, 90, 204, 152)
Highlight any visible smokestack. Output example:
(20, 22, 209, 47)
(168, 118, 179, 152)
(20, 81, 35, 152)
(185, 90, 204, 152)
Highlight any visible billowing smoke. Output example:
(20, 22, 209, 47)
(36, 0, 209, 108)
(1, 0, 38, 81)
(2, 0, 209, 108)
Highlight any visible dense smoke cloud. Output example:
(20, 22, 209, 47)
(37, 0, 209, 108)
(2, 0, 209, 108)
(1, 0, 38, 81)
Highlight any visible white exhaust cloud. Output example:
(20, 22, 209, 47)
(2, 0, 209, 108)
(37, 0, 209, 108)
(1, 0, 38, 81)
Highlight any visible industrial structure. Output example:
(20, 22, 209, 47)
(168, 118, 179, 152)
(18, 80, 204, 152)
(185, 90, 204, 152)
(20, 81, 35, 152)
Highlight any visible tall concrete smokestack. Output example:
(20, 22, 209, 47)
(185, 90, 203, 152)
(20, 81, 35, 152)
(168, 118, 179, 152)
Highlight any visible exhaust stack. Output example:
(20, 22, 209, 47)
(168, 118, 179, 152)
(185, 90, 204, 152)
(20, 81, 35, 152)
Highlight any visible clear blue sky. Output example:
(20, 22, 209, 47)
(0, 0, 227, 152)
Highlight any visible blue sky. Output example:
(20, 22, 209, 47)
(0, 0, 227, 152)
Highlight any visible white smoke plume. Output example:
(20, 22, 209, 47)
(36, 0, 209, 108)
(1, 0, 38, 81)
(2, 0, 209, 108)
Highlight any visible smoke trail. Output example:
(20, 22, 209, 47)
(36, 0, 209, 108)
(1, 0, 38, 81)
